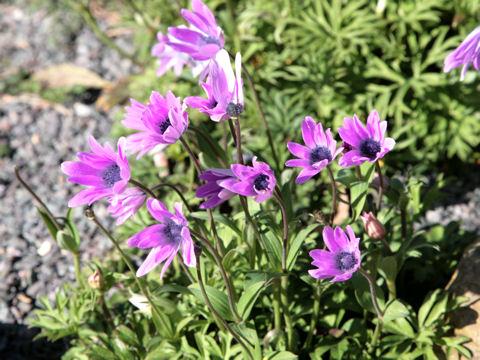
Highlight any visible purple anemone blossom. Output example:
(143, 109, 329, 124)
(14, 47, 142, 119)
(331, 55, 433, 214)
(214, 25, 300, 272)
(309, 225, 361, 282)
(185, 50, 244, 122)
(444, 25, 480, 81)
(108, 187, 146, 225)
(152, 31, 207, 78)
(337, 110, 395, 168)
(62, 136, 130, 207)
(196, 169, 237, 209)
(219, 157, 276, 203)
(122, 91, 188, 159)
(167, 0, 225, 61)
(285, 116, 343, 184)
(127, 199, 196, 278)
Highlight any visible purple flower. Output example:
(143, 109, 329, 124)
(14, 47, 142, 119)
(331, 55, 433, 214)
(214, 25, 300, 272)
(309, 225, 361, 282)
(122, 91, 188, 158)
(196, 169, 237, 209)
(127, 199, 196, 278)
(285, 116, 343, 184)
(152, 31, 207, 78)
(167, 0, 225, 61)
(108, 187, 146, 225)
(219, 157, 276, 203)
(185, 50, 243, 122)
(444, 25, 480, 81)
(61, 136, 130, 207)
(337, 110, 395, 168)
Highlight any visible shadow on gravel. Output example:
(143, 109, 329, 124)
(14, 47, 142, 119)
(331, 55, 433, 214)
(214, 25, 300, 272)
(0, 323, 69, 360)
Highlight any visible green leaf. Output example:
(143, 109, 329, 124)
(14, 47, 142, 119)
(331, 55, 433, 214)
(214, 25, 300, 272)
(352, 272, 385, 315)
(261, 231, 283, 270)
(36, 207, 59, 240)
(383, 299, 411, 324)
(116, 325, 141, 348)
(350, 181, 369, 220)
(189, 284, 234, 321)
(418, 289, 441, 328)
(190, 212, 242, 236)
(237, 272, 267, 320)
(287, 223, 318, 270)
(378, 256, 397, 282)
(265, 350, 298, 360)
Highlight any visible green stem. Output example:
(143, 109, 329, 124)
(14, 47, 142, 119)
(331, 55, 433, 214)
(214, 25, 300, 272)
(128, 179, 157, 199)
(375, 161, 384, 212)
(274, 189, 289, 270)
(358, 268, 384, 320)
(227, 51, 279, 170)
(195, 250, 254, 360)
(189, 126, 228, 167)
(85, 207, 172, 337)
(326, 165, 337, 225)
(401, 205, 407, 241)
(99, 293, 115, 332)
(273, 283, 282, 333)
(180, 136, 224, 256)
(73, 252, 84, 288)
(191, 230, 242, 323)
(281, 275, 293, 350)
(304, 283, 321, 349)
(234, 117, 244, 164)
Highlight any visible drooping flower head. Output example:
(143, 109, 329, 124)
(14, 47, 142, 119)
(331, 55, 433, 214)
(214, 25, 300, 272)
(219, 157, 276, 203)
(309, 225, 361, 282)
(122, 91, 188, 158)
(61, 136, 130, 207)
(108, 187, 146, 225)
(152, 31, 207, 78)
(444, 25, 480, 81)
(337, 110, 395, 168)
(167, 0, 225, 61)
(185, 50, 244, 122)
(196, 169, 237, 209)
(285, 116, 343, 184)
(127, 199, 196, 278)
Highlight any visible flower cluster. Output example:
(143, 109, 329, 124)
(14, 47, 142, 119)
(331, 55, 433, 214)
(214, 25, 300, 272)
(285, 110, 395, 184)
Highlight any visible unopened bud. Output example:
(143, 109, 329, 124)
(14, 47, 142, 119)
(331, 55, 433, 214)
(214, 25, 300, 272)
(85, 206, 95, 220)
(360, 211, 386, 241)
(56, 229, 79, 253)
(88, 269, 104, 290)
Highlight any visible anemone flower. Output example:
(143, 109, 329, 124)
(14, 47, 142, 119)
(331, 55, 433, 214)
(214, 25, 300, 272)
(309, 225, 361, 282)
(219, 157, 276, 203)
(185, 49, 243, 122)
(444, 25, 480, 81)
(337, 110, 395, 168)
(152, 31, 207, 78)
(122, 91, 188, 158)
(285, 116, 343, 183)
(127, 199, 195, 278)
(195, 169, 237, 209)
(167, 0, 225, 61)
(61, 136, 130, 207)
(108, 187, 146, 225)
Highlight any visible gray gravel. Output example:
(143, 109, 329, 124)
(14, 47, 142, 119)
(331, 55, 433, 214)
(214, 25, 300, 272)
(0, 3, 138, 358)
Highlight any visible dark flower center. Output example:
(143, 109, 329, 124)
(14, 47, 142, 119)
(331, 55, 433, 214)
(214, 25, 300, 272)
(342, 141, 354, 154)
(253, 174, 269, 191)
(335, 251, 357, 271)
(163, 221, 183, 243)
(102, 164, 121, 187)
(203, 35, 220, 46)
(226, 102, 243, 117)
(159, 118, 172, 135)
(359, 138, 381, 160)
(309, 146, 332, 165)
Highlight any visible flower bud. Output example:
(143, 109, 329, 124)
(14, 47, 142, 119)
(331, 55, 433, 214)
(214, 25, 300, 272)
(360, 211, 386, 241)
(88, 269, 104, 290)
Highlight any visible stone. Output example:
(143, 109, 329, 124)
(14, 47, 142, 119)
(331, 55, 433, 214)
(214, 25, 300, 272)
(447, 239, 480, 359)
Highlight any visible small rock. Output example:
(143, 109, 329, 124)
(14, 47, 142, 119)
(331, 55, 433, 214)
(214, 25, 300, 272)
(37, 240, 52, 256)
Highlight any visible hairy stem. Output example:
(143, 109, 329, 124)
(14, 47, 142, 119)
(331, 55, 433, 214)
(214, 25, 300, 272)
(128, 179, 157, 199)
(326, 165, 337, 225)
(274, 189, 289, 270)
(358, 268, 384, 320)
(191, 230, 241, 323)
(375, 161, 384, 212)
(304, 283, 321, 349)
(189, 126, 228, 168)
(85, 206, 172, 337)
(14, 166, 62, 230)
(195, 251, 253, 360)
(73, 252, 84, 288)
(227, 51, 279, 170)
